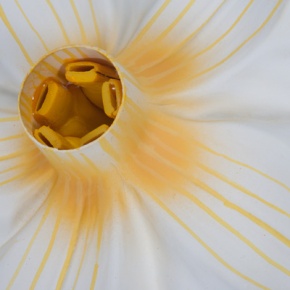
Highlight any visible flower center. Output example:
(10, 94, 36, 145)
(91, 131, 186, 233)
(19, 46, 123, 150)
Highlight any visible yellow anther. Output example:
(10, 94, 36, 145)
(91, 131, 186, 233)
(65, 61, 119, 109)
(32, 60, 122, 149)
(80, 83, 104, 109)
(58, 116, 90, 138)
(65, 137, 82, 148)
(33, 79, 72, 128)
(68, 85, 112, 134)
(102, 79, 122, 118)
(81, 124, 109, 145)
(34, 126, 75, 150)
(65, 61, 119, 83)
(33, 128, 48, 146)
(33, 82, 112, 138)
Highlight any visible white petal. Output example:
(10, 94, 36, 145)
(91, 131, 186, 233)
(1, 0, 290, 289)
(165, 1, 290, 121)
(0, 0, 158, 88)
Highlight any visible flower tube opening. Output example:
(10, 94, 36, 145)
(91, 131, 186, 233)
(19, 46, 124, 151)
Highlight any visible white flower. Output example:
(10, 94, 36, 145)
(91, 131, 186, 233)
(0, 0, 290, 289)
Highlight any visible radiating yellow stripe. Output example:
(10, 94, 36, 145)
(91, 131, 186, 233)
(72, 235, 89, 289)
(198, 162, 290, 218)
(128, 128, 290, 249)
(20, 95, 31, 106)
(0, 153, 41, 174)
(175, 0, 227, 52)
(91, 209, 105, 290)
(196, 141, 290, 193)
(30, 186, 66, 290)
(190, 0, 282, 79)
(55, 200, 84, 289)
(133, 138, 290, 275)
(66, 153, 82, 179)
(125, 132, 290, 277)
(136, 104, 290, 194)
(14, 0, 49, 52)
(0, 5, 34, 66)
(149, 191, 268, 289)
(0, 171, 28, 186)
(150, 140, 290, 248)
(180, 187, 290, 276)
(137, 132, 290, 274)
(100, 126, 269, 287)
(101, 94, 280, 288)
(20, 111, 31, 124)
(129, 0, 171, 46)
(0, 163, 22, 175)
(89, 216, 104, 290)
(122, 73, 140, 89)
(0, 154, 44, 187)
(156, 0, 196, 42)
(192, 0, 255, 59)
(190, 174, 290, 247)
(124, 0, 227, 74)
(128, 100, 290, 218)
(52, 53, 65, 64)
(96, 214, 104, 255)
(18, 107, 30, 119)
(6, 178, 58, 290)
(45, 0, 70, 44)
(0, 116, 19, 122)
(31, 69, 46, 80)
(89, 0, 101, 43)
(68, 153, 83, 173)
(99, 138, 119, 162)
(0, 133, 24, 142)
(0, 148, 34, 162)
(126, 108, 290, 220)
(81, 153, 97, 171)
(20, 91, 31, 100)
(125, 103, 290, 268)
(21, 92, 33, 105)
(43, 60, 59, 75)
(72, 198, 93, 289)
(70, 0, 87, 43)
(18, 109, 30, 121)
(75, 47, 89, 58)
(90, 264, 99, 290)
(19, 96, 31, 112)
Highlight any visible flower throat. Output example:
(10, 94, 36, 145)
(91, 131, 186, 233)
(31, 59, 122, 150)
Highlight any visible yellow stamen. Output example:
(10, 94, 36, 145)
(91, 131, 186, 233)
(32, 59, 122, 149)
(81, 124, 109, 145)
(56, 86, 112, 138)
(68, 85, 112, 134)
(102, 79, 122, 118)
(65, 136, 82, 148)
(33, 80, 112, 138)
(33, 79, 72, 128)
(34, 126, 76, 150)
(57, 116, 90, 138)
(65, 61, 119, 109)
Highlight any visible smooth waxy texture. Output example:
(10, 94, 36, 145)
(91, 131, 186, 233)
(33, 79, 72, 128)
(102, 79, 122, 118)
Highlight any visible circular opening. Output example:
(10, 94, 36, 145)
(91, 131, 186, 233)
(19, 45, 124, 150)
